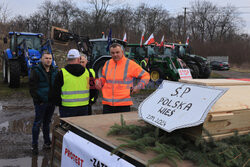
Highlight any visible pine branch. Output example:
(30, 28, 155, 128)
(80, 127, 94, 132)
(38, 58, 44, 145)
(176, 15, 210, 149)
(243, 158, 250, 167)
(108, 117, 250, 166)
(146, 142, 182, 166)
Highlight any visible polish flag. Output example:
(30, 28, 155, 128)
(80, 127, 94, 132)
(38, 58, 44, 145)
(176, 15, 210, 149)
(185, 36, 189, 45)
(123, 33, 127, 42)
(144, 33, 155, 45)
(140, 31, 145, 47)
(160, 35, 164, 47)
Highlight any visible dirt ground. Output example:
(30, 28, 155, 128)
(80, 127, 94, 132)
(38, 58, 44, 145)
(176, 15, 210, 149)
(0, 69, 250, 167)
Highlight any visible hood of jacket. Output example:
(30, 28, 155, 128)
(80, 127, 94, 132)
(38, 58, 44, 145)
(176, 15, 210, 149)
(65, 64, 85, 76)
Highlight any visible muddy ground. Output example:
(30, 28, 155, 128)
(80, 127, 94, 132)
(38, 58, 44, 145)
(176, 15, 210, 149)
(0, 70, 250, 167)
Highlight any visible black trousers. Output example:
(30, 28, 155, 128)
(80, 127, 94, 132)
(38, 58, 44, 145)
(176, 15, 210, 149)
(103, 105, 130, 114)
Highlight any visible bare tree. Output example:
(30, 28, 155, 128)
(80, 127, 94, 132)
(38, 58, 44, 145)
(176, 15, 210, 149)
(54, 0, 79, 30)
(71, 10, 91, 35)
(88, 0, 113, 35)
(217, 6, 239, 40)
(9, 15, 28, 32)
(171, 15, 185, 41)
(29, 13, 43, 33)
(110, 6, 133, 39)
(0, 1, 10, 24)
(189, 1, 214, 42)
(188, 0, 240, 43)
(39, 0, 56, 37)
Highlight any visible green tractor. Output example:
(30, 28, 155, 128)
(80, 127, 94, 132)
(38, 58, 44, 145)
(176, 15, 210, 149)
(169, 43, 211, 78)
(126, 44, 184, 82)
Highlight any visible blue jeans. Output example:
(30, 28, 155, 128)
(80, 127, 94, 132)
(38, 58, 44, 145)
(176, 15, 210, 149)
(59, 106, 88, 118)
(32, 103, 55, 145)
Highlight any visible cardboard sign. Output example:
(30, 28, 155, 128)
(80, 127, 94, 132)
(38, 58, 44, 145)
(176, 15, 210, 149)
(178, 69, 192, 79)
(61, 131, 135, 167)
(138, 80, 228, 132)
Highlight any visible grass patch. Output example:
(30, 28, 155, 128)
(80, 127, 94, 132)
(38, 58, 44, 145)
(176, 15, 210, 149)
(0, 72, 30, 99)
(230, 67, 250, 73)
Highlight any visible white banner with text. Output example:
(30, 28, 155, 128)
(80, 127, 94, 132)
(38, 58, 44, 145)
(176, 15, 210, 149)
(139, 80, 228, 132)
(61, 131, 135, 167)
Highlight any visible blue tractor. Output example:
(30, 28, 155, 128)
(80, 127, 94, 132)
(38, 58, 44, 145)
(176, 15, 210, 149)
(2, 32, 56, 88)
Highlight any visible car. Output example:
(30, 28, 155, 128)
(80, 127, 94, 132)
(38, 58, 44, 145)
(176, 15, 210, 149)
(210, 61, 230, 70)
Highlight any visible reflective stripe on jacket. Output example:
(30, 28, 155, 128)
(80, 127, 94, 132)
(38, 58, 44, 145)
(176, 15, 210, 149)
(61, 68, 90, 107)
(140, 59, 148, 70)
(100, 56, 150, 106)
(140, 59, 147, 67)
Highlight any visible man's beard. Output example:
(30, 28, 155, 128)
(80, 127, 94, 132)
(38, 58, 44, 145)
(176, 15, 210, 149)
(44, 63, 51, 68)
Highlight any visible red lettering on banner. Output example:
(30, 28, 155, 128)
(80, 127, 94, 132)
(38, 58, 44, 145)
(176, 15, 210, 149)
(65, 148, 68, 155)
(64, 147, 84, 167)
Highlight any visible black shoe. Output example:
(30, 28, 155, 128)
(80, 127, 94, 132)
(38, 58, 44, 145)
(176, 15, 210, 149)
(32, 144, 38, 155)
(43, 143, 51, 150)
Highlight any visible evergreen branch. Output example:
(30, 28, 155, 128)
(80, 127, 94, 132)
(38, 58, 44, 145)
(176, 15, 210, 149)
(146, 142, 182, 166)
(120, 114, 126, 127)
(243, 158, 250, 167)
(229, 152, 242, 162)
(108, 116, 250, 166)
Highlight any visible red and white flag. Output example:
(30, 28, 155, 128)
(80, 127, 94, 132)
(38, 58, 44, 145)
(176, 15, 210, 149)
(144, 33, 155, 45)
(140, 30, 145, 47)
(160, 35, 164, 47)
(185, 36, 189, 45)
(123, 33, 127, 42)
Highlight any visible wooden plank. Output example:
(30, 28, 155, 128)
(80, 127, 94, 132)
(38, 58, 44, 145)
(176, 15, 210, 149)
(51, 126, 66, 166)
(52, 151, 61, 167)
(178, 79, 250, 112)
(54, 149, 62, 162)
(55, 138, 63, 150)
(203, 110, 250, 135)
(179, 79, 250, 86)
(209, 113, 234, 121)
(210, 86, 250, 112)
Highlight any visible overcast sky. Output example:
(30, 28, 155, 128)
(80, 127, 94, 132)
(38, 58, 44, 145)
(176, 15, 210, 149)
(3, 0, 250, 34)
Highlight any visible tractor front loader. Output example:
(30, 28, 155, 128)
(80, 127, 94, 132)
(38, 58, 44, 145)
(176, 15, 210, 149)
(51, 26, 126, 77)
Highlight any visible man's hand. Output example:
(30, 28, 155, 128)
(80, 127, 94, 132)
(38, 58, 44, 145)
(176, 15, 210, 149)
(95, 79, 103, 90)
(131, 86, 140, 95)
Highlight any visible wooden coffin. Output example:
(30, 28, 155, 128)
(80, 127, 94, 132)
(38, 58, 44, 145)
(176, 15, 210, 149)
(179, 79, 250, 140)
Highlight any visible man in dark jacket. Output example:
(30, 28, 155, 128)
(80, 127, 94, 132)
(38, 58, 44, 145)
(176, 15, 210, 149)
(52, 49, 98, 117)
(29, 51, 58, 155)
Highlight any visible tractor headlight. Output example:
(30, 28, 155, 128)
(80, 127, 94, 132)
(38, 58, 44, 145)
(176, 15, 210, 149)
(31, 56, 39, 61)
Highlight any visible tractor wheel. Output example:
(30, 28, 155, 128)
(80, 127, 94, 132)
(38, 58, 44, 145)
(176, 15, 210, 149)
(188, 64, 199, 78)
(2, 57, 8, 83)
(94, 60, 108, 78)
(7, 60, 20, 88)
(150, 68, 164, 83)
(200, 65, 211, 78)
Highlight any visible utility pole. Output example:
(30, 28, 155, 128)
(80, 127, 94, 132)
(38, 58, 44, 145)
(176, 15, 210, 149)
(183, 7, 187, 41)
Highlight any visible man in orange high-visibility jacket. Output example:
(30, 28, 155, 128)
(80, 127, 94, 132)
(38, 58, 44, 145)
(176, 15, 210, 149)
(95, 43, 150, 114)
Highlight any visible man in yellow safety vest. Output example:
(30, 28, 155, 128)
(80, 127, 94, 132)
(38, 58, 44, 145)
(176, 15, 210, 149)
(52, 49, 97, 117)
